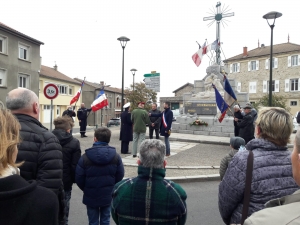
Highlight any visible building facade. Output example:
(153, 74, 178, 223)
(39, 65, 82, 123)
(225, 43, 300, 115)
(74, 79, 124, 126)
(0, 22, 43, 107)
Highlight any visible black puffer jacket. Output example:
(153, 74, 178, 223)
(15, 114, 63, 195)
(237, 113, 254, 144)
(52, 129, 81, 191)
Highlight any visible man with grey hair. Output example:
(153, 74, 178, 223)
(111, 139, 187, 225)
(233, 105, 243, 136)
(6, 88, 64, 224)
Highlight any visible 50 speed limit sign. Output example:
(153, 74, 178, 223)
(44, 83, 59, 100)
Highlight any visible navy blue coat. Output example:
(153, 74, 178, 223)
(75, 142, 124, 207)
(119, 109, 133, 142)
(218, 138, 298, 224)
(151, 108, 173, 137)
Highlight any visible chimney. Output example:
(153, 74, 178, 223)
(243, 47, 248, 56)
(100, 81, 104, 87)
(54, 64, 57, 71)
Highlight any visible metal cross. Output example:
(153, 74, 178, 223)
(203, 2, 234, 65)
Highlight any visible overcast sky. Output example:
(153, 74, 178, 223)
(1, 0, 299, 100)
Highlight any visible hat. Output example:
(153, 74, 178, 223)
(123, 102, 131, 109)
(230, 137, 245, 150)
(243, 104, 252, 109)
(138, 101, 145, 105)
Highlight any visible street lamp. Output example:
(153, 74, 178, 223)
(117, 36, 130, 112)
(263, 11, 282, 106)
(130, 68, 137, 92)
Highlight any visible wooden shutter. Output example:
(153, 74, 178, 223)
(256, 60, 259, 70)
(230, 64, 232, 73)
(237, 63, 240, 72)
(298, 55, 300, 65)
(285, 79, 290, 92)
(288, 56, 291, 67)
(253, 82, 257, 93)
(263, 80, 267, 93)
(237, 82, 241, 92)
(274, 58, 278, 68)
(248, 62, 251, 71)
(275, 80, 279, 92)
(265, 59, 269, 69)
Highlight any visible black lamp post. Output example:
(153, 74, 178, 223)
(117, 36, 130, 112)
(263, 11, 282, 106)
(130, 68, 137, 92)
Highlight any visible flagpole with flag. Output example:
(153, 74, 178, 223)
(90, 87, 109, 112)
(223, 74, 237, 107)
(71, 77, 86, 110)
(212, 84, 229, 123)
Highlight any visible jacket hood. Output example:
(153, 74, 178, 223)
(246, 138, 288, 151)
(52, 129, 73, 146)
(85, 143, 117, 165)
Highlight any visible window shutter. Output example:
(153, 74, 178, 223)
(288, 56, 291, 67)
(249, 82, 252, 93)
(256, 60, 259, 70)
(230, 64, 232, 73)
(237, 63, 240, 72)
(263, 80, 267, 93)
(298, 55, 300, 65)
(285, 79, 290, 92)
(253, 82, 257, 93)
(274, 58, 278, 68)
(265, 59, 269, 69)
(237, 82, 241, 92)
(275, 80, 279, 92)
(248, 62, 251, 71)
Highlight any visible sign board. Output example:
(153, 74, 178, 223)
(143, 73, 160, 92)
(44, 83, 59, 100)
(184, 101, 217, 115)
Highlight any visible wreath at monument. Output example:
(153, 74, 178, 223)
(189, 119, 208, 126)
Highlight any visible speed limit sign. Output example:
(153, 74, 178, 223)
(44, 83, 59, 99)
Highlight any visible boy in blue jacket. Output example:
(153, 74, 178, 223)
(76, 127, 124, 225)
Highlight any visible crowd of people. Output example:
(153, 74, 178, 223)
(1, 88, 300, 225)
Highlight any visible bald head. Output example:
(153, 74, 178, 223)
(6, 88, 39, 119)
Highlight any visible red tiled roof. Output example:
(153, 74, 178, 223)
(74, 78, 122, 94)
(0, 22, 44, 45)
(40, 65, 81, 85)
(224, 42, 300, 62)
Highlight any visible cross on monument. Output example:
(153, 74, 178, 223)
(203, 2, 234, 65)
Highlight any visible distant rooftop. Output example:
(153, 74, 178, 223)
(173, 82, 194, 93)
(40, 65, 81, 85)
(0, 22, 44, 45)
(74, 78, 122, 94)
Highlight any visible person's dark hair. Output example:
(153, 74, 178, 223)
(94, 127, 111, 143)
(164, 102, 170, 107)
(152, 103, 157, 107)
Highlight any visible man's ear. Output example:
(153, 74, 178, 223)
(137, 159, 141, 165)
(33, 102, 39, 114)
(93, 137, 97, 142)
(163, 160, 167, 168)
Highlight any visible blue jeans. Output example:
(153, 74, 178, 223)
(64, 189, 72, 225)
(165, 136, 170, 155)
(86, 205, 110, 225)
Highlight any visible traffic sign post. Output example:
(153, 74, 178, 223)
(44, 84, 59, 132)
(143, 73, 160, 92)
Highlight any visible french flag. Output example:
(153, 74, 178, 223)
(91, 89, 108, 112)
(213, 84, 228, 123)
(223, 75, 237, 106)
(70, 81, 84, 105)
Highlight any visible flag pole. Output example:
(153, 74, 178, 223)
(74, 77, 86, 110)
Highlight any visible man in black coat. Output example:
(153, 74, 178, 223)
(149, 103, 161, 139)
(119, 102, 133, 154)
(62, 105, 76, 134)
(77, 103, 92, 138)
(6, 88, 64, 224)
(235, 105, 255, 144)
(233, 105, 243, 136)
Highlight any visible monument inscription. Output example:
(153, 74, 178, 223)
(184, 102, 217, 115)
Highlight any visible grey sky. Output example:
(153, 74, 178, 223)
(1, 0, 298, 100)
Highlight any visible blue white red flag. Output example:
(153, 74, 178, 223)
(213, 84, 228, 123)
(91, 89, 108, 112)
(211, 39, 218, 51)
(223, 75, 237, 106)
(70, 80, 84, 105)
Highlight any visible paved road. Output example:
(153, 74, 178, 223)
(68, 180, 223, 225)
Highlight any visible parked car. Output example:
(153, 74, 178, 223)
(293, 112, 300, 133)
(107, 118, 120, 127)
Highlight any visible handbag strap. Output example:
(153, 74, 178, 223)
(241, 150, 254, 225)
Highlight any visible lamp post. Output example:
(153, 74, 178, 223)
(263, 11, 282, 106)
(117, 36, 130, 112)
(130, 68, 137, 92)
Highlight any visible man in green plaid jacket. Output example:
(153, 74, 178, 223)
(111, 139, 187, 225)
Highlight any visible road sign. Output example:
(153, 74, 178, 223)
(44, 83, 59, 100)
(143, 73, 160, 92)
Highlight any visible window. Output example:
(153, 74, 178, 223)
(0, 69, 7, 86)
(43, 105, 50, 110)
(291, 101, 297, 106)
(233, 63, 238, 72)
(290, 79, 298, 91)
(57, 85, 68, 94)
(69, 86, 73, 95)
(19, 43, 30, 60)
(292, 55, 298, 66)
(249, 82, 256, 93)
(267, 81, 275, 92)
(0, 35, 7, 54)
(110, 102, 112, 108)
(251, 61, 256, 70)
(18, 74, 29, 88)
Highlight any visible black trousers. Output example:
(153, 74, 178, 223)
(79, 120, 87, 136)
(234, 126, 240, 137)
(149, 128, 159, 139)
(121, 141, 129, 153)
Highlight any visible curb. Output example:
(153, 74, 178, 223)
(158, 136, 229, 146)
(123, 163, 220, 169)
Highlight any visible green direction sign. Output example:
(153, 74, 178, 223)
(144, 73, 160, 77)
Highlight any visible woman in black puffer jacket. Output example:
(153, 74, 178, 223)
(53, 116, 81, 225)
(219, 107, 298, 225)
